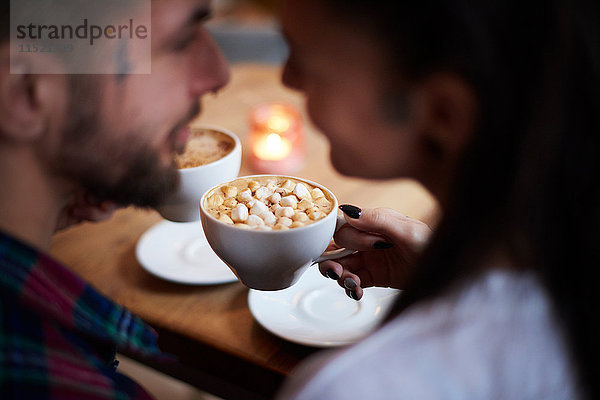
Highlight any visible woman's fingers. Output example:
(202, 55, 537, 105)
(318, 260, 366, 300)
(318, 256, 377, 288)
(340, 206, 431, 251)
(318, 259, 343, 281)
(318, 207, 432, 301)
(333, 224, 392, 251)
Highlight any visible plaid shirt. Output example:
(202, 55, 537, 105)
(0, 231, 163, 399)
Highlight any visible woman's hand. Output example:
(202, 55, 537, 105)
(319, 205, 432, 300)
(55, 192, 119, 232)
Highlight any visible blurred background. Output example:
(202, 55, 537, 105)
(208, 0, 286, 65)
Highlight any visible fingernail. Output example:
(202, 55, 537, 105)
(343, 277, 357, 290)
(339, 204, 362, 219)
(349, 291, 359, 301)
(373, 241, 394, 249)
(325, 269, 340, 280)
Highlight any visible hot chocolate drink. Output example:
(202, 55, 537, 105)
(204, 176, 335, 231)
(200, 175, 351, 290)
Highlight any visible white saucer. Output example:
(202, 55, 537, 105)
(135, 220, 238, 285)
(248, 266, 400, 347)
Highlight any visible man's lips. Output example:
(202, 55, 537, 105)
(168, 102, 201, 154)
(172, 124, 191, 154)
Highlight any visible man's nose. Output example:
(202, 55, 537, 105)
(189, 30, 231, 97)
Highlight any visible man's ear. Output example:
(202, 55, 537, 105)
(0, 60, 54, 143)
(0, 49, 67, 141)
(411, 73, 478, 162)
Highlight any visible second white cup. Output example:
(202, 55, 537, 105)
(157, 125, 242, 222)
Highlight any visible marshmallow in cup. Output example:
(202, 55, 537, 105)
(200, 175, 354, 290)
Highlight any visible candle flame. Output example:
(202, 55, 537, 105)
(254, 133, 292, 161)
(266, 133, 283, 149)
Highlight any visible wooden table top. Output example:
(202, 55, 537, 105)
(50, 63, 438, 400)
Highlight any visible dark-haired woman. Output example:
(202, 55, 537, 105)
(276, 0, 599, 399)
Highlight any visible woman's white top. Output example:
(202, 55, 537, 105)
(277, 269, 581, 399)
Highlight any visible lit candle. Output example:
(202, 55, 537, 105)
(249, 102, 305, 174)
(254, 133, 293, 161)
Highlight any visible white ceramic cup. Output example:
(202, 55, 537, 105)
(199, 175, 354, 290)
(157, 125, 242, 222)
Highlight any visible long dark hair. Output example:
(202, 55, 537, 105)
(323, 0, 599, 398)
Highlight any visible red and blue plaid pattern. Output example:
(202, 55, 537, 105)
(0, 231, 162, 399)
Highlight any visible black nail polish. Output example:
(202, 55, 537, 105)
(374, 241, 394, 249)
(350, 291, 359, 301)
(343, 277, 357, 290)
(339, 204, 362, 219)
(326, 269, 340, 280)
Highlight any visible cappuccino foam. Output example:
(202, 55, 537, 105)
(175, 128, 235, 169)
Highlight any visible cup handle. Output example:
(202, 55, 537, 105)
(313, 213, 356, 264)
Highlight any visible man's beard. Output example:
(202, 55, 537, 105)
(54, 79, 180, 208)
(57, 125, 180, 209)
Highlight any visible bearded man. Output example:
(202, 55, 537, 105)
(0, 0, 229, 398)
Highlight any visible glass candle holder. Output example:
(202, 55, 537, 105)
(248, 102, 305, 174)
